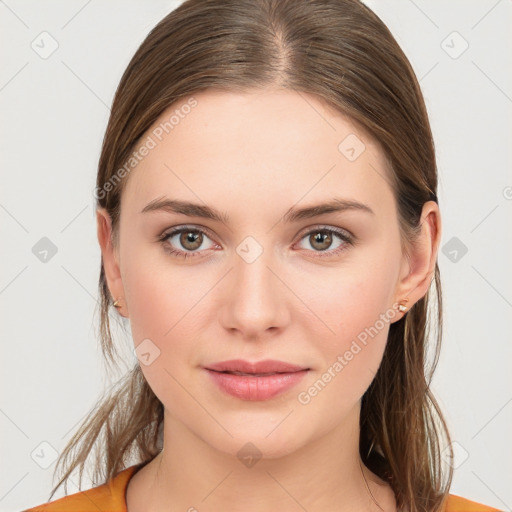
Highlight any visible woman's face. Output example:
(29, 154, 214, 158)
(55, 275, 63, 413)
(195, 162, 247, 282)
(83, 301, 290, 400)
(99, 88, 433, 458)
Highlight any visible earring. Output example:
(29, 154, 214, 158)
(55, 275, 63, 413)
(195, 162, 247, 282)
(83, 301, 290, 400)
(113, 298, 122, 308)
(397, 298, 409, 312)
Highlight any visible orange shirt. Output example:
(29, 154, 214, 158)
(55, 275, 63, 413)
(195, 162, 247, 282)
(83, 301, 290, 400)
(23, 463, 502, 512)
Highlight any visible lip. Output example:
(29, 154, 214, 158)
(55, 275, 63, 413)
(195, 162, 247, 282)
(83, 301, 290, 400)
(203, 359, 310, 401)
(204, 359, 309, 374)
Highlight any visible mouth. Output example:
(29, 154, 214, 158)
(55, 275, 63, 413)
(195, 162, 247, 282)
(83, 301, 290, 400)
(203, 363, 310, 401)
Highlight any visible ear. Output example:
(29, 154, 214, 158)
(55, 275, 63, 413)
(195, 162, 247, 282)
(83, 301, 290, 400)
(391, 200, 442, 321)
(96, 207, 128, 317)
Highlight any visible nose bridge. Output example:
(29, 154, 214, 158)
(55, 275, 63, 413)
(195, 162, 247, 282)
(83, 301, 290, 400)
(234, 236, 277, 304)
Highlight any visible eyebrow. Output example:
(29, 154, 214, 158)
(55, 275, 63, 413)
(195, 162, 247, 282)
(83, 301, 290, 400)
(140, 196, 375, 223)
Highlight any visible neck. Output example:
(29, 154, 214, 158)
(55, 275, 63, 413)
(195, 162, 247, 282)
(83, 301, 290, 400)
(126, 405, 396, 512)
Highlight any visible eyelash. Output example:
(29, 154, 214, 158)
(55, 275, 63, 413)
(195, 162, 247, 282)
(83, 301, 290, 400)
(157, 225, 355, 260)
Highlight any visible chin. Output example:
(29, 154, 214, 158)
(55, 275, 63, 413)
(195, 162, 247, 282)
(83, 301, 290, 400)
(199, 415, 313, 461)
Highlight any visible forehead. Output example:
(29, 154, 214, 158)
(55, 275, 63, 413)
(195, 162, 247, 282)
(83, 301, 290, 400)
(121, 88, 395, 221)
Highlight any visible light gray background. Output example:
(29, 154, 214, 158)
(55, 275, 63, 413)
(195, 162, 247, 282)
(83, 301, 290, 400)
(1, 1, 511, 511)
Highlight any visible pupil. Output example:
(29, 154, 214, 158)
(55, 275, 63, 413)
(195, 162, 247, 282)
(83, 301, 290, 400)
(181, 231, 201, 250)
(313, 232, 331, 251)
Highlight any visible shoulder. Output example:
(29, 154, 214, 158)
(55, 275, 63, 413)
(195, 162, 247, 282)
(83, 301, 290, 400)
(443, 493, 503, 512)
(21, 465, 141, 512)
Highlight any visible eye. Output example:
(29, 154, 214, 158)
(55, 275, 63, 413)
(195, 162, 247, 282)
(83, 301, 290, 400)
(158, 226, 218, 259)
(295, 226, 354, 258)
(158, 225, 354, 260)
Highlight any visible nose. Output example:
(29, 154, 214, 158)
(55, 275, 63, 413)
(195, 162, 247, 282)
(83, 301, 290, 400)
(218, 244, 290, 340)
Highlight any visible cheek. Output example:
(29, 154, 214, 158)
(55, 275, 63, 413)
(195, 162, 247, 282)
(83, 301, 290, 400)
(296, 296, 393, 419)
(297, 256, 399, 408)
(121, 239, 201, 343)
(123, 266, 169, 344)
(120, 248, 213, 402)
(122, 263, 196, 412)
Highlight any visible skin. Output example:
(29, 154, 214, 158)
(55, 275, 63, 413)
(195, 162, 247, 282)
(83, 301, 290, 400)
(97, 88, 441, 512)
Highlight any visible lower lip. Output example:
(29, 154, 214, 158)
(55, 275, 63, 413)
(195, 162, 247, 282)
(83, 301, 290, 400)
(205, 369, 309, 401)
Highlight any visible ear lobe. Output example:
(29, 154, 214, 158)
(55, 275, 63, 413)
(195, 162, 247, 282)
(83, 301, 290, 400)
(96, 208, 126, 314)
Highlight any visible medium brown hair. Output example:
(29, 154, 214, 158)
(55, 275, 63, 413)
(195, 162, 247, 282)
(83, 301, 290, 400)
(50, 1, 453, 510)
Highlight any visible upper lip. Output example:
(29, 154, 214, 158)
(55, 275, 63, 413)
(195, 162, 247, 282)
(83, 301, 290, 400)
(204, 359, 309, 374)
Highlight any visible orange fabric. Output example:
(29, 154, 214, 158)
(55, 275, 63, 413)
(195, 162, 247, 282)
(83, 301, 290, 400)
(442, 494, 502, 512)
(22, 464, 142, 512)
(23, 464, 502, 512)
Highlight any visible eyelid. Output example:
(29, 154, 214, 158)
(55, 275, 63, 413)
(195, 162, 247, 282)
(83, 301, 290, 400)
(295, 223, 354, 241)
(159, 223, 218, 242)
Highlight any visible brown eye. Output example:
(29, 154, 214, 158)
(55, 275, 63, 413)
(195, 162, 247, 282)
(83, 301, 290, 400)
(309, 231, 333, 251)
(159, 225, 353, 260)
(159, 226, 217, 259)
(296, 226, 354, 259)
(179, 230, 203, 251)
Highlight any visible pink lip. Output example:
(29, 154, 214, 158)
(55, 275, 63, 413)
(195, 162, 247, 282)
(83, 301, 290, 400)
(204, 359, 309, 374)
(203, 359, 310, 401)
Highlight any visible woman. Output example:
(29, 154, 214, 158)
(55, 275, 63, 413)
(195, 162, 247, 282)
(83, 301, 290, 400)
(23, 0, 501, 511)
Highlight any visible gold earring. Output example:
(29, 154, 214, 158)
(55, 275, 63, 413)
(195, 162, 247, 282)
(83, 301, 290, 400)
(398, 298, 409, 312)
(113, 298, 122, 308)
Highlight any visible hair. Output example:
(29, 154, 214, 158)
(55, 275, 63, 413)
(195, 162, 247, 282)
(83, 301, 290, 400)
(49, 0, 454, 510)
